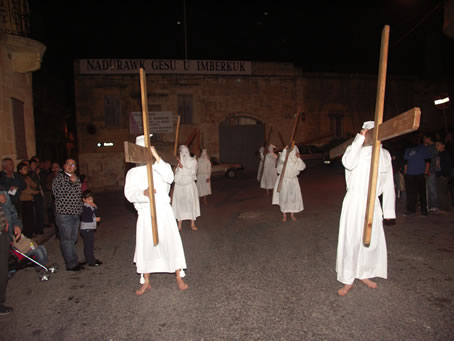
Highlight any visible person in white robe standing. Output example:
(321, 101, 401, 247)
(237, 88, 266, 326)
(336, 121, 396, 296)
(172, 145, 200, 230)
(124, 136, 188, 295)
(260, 144, 278, 194)
(257, 145, 265, 182)
(272, 145, 306, 221)
(197, 149, 212, 205)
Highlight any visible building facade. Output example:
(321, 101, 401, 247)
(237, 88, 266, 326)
(74, 58, 452, 190)
(0, 0, 46, 164)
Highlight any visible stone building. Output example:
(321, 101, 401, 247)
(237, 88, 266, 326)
(74, 58, 452, 191)
(0, 0, 46, 164)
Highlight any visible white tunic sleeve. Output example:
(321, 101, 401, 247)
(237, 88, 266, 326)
(342, 134, 365, 171)
(124, 167, 148, 204)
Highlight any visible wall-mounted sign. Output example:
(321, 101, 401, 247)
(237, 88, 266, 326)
(80, 59, 252, 75)
(129, 111, 175, 135)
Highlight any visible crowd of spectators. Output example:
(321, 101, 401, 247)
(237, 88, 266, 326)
(386, 130, 454, 215)
(0, 156, 60, 238)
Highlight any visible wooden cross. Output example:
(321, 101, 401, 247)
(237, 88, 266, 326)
(124, 68, 159, 245)
(173, 115, 181, 157)
(277, 109, 304, 192)
(329, 26, 421, 246)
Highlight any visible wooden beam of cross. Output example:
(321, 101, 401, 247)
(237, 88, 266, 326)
(277, 108, 304, 192)
(173, 115, 181, 157)
(123, 68, 159, 245)
(329, 26, 421, 246)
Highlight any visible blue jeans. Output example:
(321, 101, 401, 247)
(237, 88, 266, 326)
(56, 214, 80, 269)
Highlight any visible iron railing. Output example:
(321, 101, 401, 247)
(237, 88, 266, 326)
(0, 0, 30, 37)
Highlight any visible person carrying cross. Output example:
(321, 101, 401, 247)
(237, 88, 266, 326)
(124, 135, 188, 295)
(336, 121, 396, 296)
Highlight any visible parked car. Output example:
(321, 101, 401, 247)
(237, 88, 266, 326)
(210, 157, 244, 178)
(296, 144, 332, 165)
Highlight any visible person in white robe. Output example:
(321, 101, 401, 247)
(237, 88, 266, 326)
(257, 145, 265, 182)
(197, 149, 212, 205)
(124, 136, 188, 295)
(172, 145, 201, 230)
(260, 144, 278, 194)
(272, 145, 306, 221)
(336, 121, 396, 296)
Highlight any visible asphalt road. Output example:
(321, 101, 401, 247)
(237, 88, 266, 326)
(1, 164, 453, 340)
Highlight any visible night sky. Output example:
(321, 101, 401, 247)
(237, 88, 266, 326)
(29, 0, 453, 77)
(26, 0, 453, 160)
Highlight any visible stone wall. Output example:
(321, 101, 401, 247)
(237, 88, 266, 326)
(74, 60, 453, 190)
(0, 33, 45, 163)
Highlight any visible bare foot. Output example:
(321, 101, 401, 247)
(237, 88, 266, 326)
(338, 284, 353, 296)
(135, 283, 151, 296)
(177, 278, 188, 291)
(178, 221, 182, 231)
(290, 213, 296, 221)
(361, 279, 378, 289)
(282, 214, 287, 222)
(191, 225, 198, 231)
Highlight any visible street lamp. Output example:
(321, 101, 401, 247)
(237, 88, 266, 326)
(434, 93, 450, 134)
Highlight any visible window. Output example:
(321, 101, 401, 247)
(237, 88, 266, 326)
(11, 98, 27, 159)
(178, 94, 193, 124)
(104, 95, 121, 127)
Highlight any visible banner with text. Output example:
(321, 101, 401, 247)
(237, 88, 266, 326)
(129, 112, 175, 135)
(80, 59, 251, 75)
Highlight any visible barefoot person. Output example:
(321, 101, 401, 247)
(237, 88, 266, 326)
(260, 144, 278, 195)
(272, 145, 306, 222)
(196, 149, 212, 205)
(172, 145, 200, 231)
(336, 122, 396, 296)
(124, 136, 188, 295)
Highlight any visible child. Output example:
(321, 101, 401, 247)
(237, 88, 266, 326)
(80, 190, 102, 266)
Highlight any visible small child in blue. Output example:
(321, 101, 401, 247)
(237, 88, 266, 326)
(80, 190, 102, 266)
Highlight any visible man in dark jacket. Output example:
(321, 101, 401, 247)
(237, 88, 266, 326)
(52, 159, 84, 271)
(0, 187, 22, 315)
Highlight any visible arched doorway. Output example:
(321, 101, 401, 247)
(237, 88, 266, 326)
(219, 114, 264, 171)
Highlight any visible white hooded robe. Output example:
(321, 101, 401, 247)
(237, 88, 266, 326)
(336, 133, 396, 285)
(260, 145, 278, 190)
(124, 159, 187, 274)
(172, 145, 201, 221)
(272, 146, 306, 213)
(257, 146, 265, 182)
(197, 149, 212, 197)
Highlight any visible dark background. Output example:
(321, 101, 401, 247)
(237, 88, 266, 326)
(27, 0, 454, 161)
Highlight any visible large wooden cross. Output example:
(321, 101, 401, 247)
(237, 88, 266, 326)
(277, 109, 304, 192)
(329, 26, 421, 246)
(124, 68, 159, 245)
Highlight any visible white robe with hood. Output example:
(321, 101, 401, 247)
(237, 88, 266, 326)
(272, 146, 306, 212)
(197, 149, 212, 197)
(257, 146, 265, 182)
(124, 159, 187, 275)
(336, 133, 396, 285)
(172, 145, 201, 220)
(260, 145, 278, 190)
